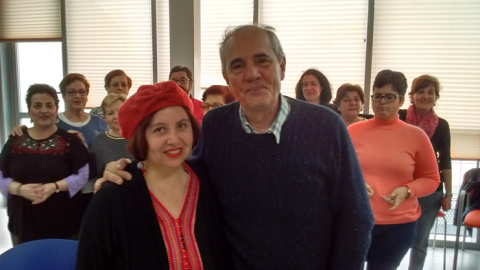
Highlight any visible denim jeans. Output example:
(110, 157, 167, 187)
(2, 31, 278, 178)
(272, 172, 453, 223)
(408, 191, 444, 270)
(366, 221, 417, 270)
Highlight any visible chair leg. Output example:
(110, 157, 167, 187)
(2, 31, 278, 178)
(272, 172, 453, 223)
(453, 190, 467, 270)
(433, 217, 439, 249)
(461, 225, 468, 251)
(442, 216, 447, 270)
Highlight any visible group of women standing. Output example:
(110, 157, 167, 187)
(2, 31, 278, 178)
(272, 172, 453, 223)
(297, 68, 451, 270)
(0, 71, 237, 269)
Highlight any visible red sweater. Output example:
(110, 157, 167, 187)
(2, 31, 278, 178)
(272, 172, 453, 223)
(348, 116, 440, 225)
(191, 97, 204, 125)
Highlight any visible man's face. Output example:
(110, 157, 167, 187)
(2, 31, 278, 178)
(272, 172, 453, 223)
(170, 71, 192, 95)
(222, 27, 286, 113)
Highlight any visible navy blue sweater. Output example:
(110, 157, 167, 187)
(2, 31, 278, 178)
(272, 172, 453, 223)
(189, 96, 374, 270)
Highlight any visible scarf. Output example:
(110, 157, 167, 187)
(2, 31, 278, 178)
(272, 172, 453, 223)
(405, 105, 439, 138)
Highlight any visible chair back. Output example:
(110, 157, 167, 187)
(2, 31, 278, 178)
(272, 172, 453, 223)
(0, 239, 78, 270)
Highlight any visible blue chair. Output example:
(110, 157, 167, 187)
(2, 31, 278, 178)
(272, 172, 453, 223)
(0, 239, 78, 270)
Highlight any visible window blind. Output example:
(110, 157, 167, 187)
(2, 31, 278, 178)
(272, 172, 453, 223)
(65, 0, 154, 109)
(156, 0, 170, 83)
(200, 0, 254, 88)
(259, 0, 368, 98)
(0, 0, 61, 40)
(371, 0, 480, 159)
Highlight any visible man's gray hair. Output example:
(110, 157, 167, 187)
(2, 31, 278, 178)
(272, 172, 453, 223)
(219, 24, 285, 74)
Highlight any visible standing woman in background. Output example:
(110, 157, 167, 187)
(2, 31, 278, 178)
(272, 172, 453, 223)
(0, 84, 89, 245)
(405, 75, 452, 270)
(295, 68, 336, 111)
(57, 73, 108, 148)
(333, 83, 366, 126)
(90, 69, 133, 119)
(348, 70, 440, 270)
(201, 85, 236, 114)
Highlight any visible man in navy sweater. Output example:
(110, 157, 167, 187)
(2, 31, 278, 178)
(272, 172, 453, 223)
(99, 24, 374, 269)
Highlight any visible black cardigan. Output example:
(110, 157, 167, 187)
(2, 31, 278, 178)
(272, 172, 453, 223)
(76, 161, 233, 270)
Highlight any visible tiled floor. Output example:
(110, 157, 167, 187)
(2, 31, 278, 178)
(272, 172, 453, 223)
(1, 205, 479, 269)
(395, 247, 480, 270)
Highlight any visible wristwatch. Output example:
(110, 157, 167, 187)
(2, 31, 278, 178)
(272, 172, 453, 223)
(404, 186, 411, 199)
(444, 192, 453, 198)
(54, 182, 60, 193)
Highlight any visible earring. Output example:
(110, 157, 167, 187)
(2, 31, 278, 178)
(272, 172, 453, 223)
(30, 119, 33, 123)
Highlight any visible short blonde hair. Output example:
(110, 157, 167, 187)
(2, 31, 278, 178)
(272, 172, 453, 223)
(101, 93, 127, 116)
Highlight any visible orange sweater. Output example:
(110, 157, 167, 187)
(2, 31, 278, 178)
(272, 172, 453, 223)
(348, 116, 440, 225)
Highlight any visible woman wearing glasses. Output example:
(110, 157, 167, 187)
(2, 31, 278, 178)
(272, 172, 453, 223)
(348, 70, 440, 270)
(90, 69, 133, 119)
(57, 73, 108, 148)
(201, 85, 236, 114)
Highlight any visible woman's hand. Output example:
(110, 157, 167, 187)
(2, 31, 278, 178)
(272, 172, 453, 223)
(442, 196, 452, 211)
(94, 158, 133, 193)
(9, 125, 25, 136)
(365, 182, 374, 197)
(30, 183, 58, 205)
(67, 130, 87, 147)
(382, 186, 410, 210)
(18, 184, 44, 203)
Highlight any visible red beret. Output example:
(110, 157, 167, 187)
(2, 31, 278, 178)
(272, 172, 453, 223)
(118, 81, 194, 139)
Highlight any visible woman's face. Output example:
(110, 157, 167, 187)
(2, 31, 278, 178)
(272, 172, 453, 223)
(28, 93, 58, 129)
(104, 100, 123, 132)
(106, 75, 130, 95)
(63, 80, 88, 111)
(145, 106, 193, 169)
(302, 74, 322, 103)
(338, 91, 363, 118)
(372, 84, 404, 121)
(412, 83, 436, 113)
(203, 94, 226, 114)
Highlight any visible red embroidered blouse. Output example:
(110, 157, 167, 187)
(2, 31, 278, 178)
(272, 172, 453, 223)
(149, 163, 203, 270)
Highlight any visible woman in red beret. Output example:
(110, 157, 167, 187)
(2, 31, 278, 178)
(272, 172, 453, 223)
(76, 81, 233, 269)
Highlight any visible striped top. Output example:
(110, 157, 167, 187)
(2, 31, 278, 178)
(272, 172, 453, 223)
(149, 164, 203, 270)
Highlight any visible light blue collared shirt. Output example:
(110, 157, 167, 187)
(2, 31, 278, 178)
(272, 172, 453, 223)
(238, 95, 291, 144)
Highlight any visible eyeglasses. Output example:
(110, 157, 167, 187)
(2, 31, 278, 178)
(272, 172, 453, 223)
(201, 102, 224, 110)
(371, 93, 403, 103)
(171, 78, 191, 85)
(66, 89, 88, 97)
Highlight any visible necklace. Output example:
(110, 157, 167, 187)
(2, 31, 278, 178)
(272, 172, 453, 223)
(106, 130, 123, 139)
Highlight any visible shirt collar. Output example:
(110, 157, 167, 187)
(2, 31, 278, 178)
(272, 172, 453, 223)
(238, 95, 291, 144)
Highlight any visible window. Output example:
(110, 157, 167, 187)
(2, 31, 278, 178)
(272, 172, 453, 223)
(371, 0, 480, 159)
(156, 0, 170, 83)
(259, 0, 368, 98)
(17, 42, 64, 126)
(0, 0, 61, 40)
(65, 0, 155, 108)
(200, 0, 254, 88)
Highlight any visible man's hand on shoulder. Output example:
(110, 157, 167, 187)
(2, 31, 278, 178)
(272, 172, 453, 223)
(94, 158, 133, 193)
